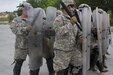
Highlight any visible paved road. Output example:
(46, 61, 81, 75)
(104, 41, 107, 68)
(0, 25, 113, 75)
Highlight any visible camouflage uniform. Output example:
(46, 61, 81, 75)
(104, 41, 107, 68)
(43, 9, 63, 59)
(10, 16, 29, 75)
(53, 15, 82, 73)
(90, 26, 106, 72)
(10, 16, 28, 60)
(42, 8, 63, 75)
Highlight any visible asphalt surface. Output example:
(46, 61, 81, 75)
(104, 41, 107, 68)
(0, 25, 113, 75)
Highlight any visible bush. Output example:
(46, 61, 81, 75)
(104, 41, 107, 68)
(0, 18, 9, 21)
(8, 13, 15, 23)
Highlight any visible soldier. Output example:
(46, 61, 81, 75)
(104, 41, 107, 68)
(90, 25, 109, 73)
(43, 19, 55, 75)
(53, 0, 82, 75)
(11, 1, 46, 75)
(43, 8, 63, 75)
(26, 4, 45, 75)
(90, 9, 109, 73)
(10, 2, 32, 75)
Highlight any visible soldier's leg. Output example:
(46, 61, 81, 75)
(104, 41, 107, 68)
(29, 68, 40, 75)
(69, 64, 74, 74)
(13, 59, 24, 75)
(106, 51, 110, 55)
(90, 47, 99, 70)
(96, 61, 108, 73)
(96, 61, 103, 71)
(103, 55, 108, 68)
(64, 67, 69, 75)
(56, 69, 65, 75)
(90, 53, 98, 70)
(75, 68, 82, 75)
(43, 37, 55, 75)
(69, 64, 82, 75)
(46, 57, 55, 75)
(53, 50, 72, 75)
(13, 48, 27, 75)
(28, 54, 43, 75)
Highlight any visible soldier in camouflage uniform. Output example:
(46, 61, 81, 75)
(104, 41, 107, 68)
(53, 0, 82, 75)
(18, 2, 45, 75)
(10, 2, 32, 75)
(43, 9, 63, 75)
(90, 25, 109, 73)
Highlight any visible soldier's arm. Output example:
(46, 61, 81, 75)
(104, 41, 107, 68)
(90, 27, 98, 49)
(10, 18, 18, 34)
(17, 19, 32, 34)
(10, 18, 28, 35)
(77, 29, 82, 43)
(53, 16, 72, 36)
(76, 29, 83, 50)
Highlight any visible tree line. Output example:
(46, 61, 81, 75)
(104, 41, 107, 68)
(26, 0, 113, 26)
(27, 0, 113, 12)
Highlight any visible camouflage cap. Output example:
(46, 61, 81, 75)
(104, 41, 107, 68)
(62, 0, 75, 6)
(60, 0, 75, 8)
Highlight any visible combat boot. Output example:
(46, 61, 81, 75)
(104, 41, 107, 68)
(56, 69, 65, 75)
(103, 55, 108, 68)
(29, 68, 40, 75)
(100, 68, 109, 73)
(64, 67, 68, 75)
(96, 61, 108, 73)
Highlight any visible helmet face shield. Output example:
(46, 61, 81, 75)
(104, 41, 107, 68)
(62, 0, 74, 5)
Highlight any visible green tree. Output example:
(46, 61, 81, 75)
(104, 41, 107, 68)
(76, 0, 113, 26)
(8, 13, 15, 23)
(27, 0, 60, 9)
(27, 0, 39, 8)
(27, 0, 113, 26)
(76, 0, 113, 12)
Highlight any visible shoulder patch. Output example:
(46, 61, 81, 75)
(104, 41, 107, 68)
(55, 16, 62, 22)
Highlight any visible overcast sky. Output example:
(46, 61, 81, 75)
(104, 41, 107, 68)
(0, 0, 26, 12)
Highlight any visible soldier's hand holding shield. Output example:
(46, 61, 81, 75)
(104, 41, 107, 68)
(70, 16, 77, 25)
(26, 25, 32, 32)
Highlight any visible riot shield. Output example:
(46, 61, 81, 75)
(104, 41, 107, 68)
(43, 6, 57, 58)
(26, 7, 46, 57)
(106, 14, 111, 49)
(27, 7, 46, 32)
(19, 3, 46, 69)
(78, 4, 92, 75)
(101, 10, 108, 55)
(46, 6, 57, 29)
(92, 7, 103, 63)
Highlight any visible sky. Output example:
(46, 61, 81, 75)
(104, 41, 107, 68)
(0, 0, 26, 12)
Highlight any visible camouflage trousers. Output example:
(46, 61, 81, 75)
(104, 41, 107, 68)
(14, 49, 28, 60)
(53, 49, 82, 73)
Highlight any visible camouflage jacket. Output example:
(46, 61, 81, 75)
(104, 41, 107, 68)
(10, 16, 28, 49)
(53, 15, 80, 51)
(90, 26, 98, 50)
